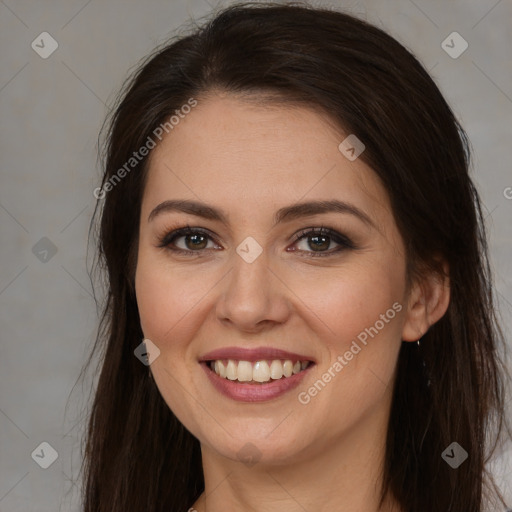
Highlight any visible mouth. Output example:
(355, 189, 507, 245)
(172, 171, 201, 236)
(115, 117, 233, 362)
(198, 347, 316, 402)
(203, 358, 313, 384)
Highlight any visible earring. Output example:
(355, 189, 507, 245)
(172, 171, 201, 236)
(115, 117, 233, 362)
(416, 337, 431, 388)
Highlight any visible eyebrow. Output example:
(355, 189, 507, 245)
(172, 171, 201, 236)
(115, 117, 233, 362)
(148, 199, 375, 228)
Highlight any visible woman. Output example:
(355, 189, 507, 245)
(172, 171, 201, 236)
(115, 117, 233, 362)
(81, 2, 510, 511)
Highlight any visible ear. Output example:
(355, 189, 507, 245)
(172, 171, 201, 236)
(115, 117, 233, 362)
(401, 260, 450, 342)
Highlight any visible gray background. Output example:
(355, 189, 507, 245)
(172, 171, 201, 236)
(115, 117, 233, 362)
(0, 0, 511, 510)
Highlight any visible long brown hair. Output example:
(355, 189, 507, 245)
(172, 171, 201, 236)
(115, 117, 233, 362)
(78, 3, 510, 511)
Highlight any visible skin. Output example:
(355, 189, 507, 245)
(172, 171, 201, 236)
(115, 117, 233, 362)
(134, 91, 450, 512)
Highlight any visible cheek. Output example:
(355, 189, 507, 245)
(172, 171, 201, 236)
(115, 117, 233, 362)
(135, 266, 178, 343)
(134, 253, 211, 431)
(291, 256, 405, 348)
(290, 256, 405, 411)
(135, 252, 213, 345)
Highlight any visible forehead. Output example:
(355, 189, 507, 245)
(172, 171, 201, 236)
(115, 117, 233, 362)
(142, 94, 392, 230)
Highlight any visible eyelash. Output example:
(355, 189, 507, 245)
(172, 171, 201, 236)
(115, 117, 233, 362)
(157, 224, 355, 258)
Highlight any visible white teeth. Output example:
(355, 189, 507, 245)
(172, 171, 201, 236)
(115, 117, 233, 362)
(270, 360, 283, 379)
(210, 358, 311, 383)
(226, 360, 237, 380)
(253, 361, 270, 382)
(237, 361, 253, 382)
(218, 360, 226, 378)
(283, 360, 293, 377)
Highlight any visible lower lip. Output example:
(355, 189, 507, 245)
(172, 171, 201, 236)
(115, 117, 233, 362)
(200, 362, 313, 402)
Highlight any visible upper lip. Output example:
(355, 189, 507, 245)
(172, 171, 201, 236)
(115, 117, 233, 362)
(199, 346, 316, 363)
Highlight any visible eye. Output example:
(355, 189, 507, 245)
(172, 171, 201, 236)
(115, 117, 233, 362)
(157, 224, 355, 257)
(157, 225, 221, 255)
(289, 226, 355, 257)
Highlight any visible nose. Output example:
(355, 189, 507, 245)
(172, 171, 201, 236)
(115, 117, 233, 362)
(215, 248, 291, 333)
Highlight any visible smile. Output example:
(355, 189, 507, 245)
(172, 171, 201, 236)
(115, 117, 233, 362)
(198, 347, 316, 402)
(207, 359, 312, 383)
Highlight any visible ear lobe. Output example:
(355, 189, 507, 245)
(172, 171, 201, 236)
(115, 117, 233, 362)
(401, 262, 450, 342)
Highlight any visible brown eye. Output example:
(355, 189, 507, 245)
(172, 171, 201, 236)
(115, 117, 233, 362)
(181, 232, 209, 250)
(158, 227, 220, 254)
(158, 225, 354, 258)
(290, 227, 355, 257)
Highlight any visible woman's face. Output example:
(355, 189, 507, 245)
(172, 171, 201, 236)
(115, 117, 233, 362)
(135, 92, 418, 466)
